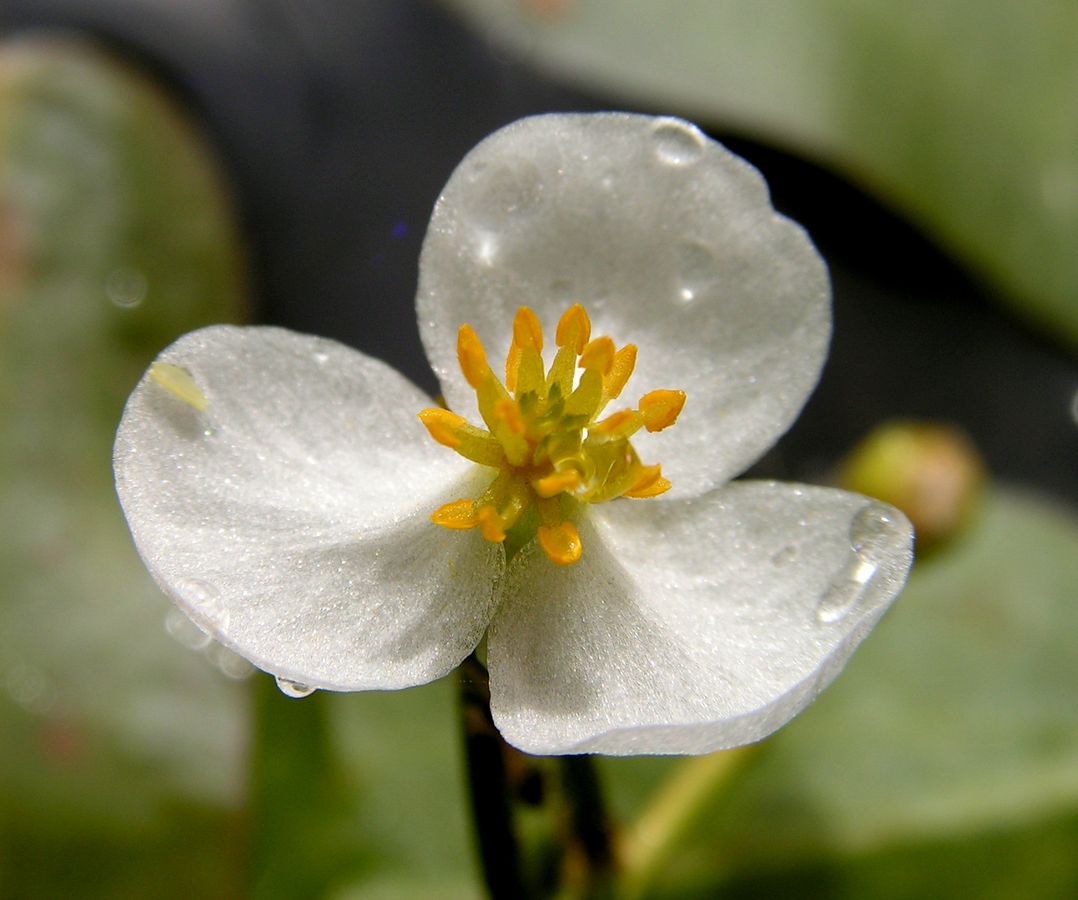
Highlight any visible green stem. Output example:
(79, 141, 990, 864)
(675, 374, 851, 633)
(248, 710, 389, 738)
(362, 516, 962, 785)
(618, 746, 757, 899)
(458, 653, 531, 899)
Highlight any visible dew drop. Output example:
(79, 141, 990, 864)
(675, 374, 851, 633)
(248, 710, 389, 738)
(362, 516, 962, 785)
(652, 119, 705, 167)
(275, 675, 316, 698)
(816, 503, 898, 623)
(176, 577, 229, 629)
(210, 644, 255, 680)
(106, 266, 148, 308)
(164, 607, 212, 650)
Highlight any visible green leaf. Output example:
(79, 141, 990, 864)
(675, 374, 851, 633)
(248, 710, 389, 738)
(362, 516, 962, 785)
(441, 0, 1078, 344)
(0, 36, 248, 896)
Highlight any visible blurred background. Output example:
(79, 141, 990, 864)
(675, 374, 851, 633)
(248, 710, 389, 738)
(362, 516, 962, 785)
(1, 1, 1076, 897)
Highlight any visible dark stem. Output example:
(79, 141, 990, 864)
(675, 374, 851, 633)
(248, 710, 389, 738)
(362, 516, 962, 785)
(458, 653, 530, 899)
(561, 755, 617, 898)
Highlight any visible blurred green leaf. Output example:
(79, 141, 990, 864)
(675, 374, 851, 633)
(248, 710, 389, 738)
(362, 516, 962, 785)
(0, 36, 248, 896)
(442, 0, 1078, 345)
(604, 487, 1078, 896)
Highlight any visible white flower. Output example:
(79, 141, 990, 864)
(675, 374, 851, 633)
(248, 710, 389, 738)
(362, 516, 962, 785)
(114, 114, 913, 756)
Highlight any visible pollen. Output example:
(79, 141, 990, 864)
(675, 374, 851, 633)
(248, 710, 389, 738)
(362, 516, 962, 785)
(149, 362, 209, 412)
(419, 304, 686, 565)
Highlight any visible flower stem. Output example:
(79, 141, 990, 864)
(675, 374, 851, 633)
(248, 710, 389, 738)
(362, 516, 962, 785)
(560, 755, 617, 899)
(458, 653, 530, 899)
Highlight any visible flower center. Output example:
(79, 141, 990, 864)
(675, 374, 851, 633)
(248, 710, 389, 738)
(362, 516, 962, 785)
(418, 304, 685, 565)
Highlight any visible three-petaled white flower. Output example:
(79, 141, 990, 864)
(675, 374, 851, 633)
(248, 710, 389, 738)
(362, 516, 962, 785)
(114, 114, 912, 756)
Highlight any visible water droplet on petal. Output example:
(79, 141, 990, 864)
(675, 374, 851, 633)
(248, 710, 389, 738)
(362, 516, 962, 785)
(275, 675, 316, 698)
(164, 607, 212, 650)
(209, 644, 255, 680)
(652, 119, 705, 167)
(816, 503, 899, 623)
(106, 266, 148, 308)
(175, 577, 229, 630)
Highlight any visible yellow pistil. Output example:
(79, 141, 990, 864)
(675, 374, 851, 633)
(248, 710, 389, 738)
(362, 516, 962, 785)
(418, 303, 686, 565)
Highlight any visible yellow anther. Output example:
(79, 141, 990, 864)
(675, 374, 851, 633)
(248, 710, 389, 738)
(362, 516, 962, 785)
(513, 306, 544, 351)
(579, 336, 615, 374)
(476, 505, 506, 543)
(423, 303, 684, 565)
(639, 389, 686, 433)
(625, 476, 671, 499)
(417, 408, 467, 448)
(555, 303, 591, 353)
(589, 408, 644, 441)
(150, 362, 208, 412)
(431, 499, 479, 530)
(418, 408, 504, 466)
(534, 469, 582, 498)
(494, 397, 526, 435)
(505, 307, 544, 392)
(603, 344, 637, 401)
(623, 464, 671, 498)
(538, 521, 583, 566)
(458, 324, 490, 389)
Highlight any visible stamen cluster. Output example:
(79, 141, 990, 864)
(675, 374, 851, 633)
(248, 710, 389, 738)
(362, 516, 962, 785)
(418, 304, 685, 565)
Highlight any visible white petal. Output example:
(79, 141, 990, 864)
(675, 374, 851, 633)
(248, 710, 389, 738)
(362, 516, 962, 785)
(114, 325, 500, 690)
(417, 113, 830, 495)
(487, 482, 912, 755)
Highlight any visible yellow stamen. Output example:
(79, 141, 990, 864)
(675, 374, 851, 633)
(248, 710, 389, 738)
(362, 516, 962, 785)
(623, 464, 672, 499)
(603, 344, 637, 402)
(477, 504, 506, 542)
(494, 397, 526, 435)
(149, 362, 208, 412)
(458, 324, 490, 389)
(534, 469, 582, 498)
(639, 389, 686, 433)
(417, 408, 467, 448)
(431, 499, 479, 529)
(588, 408, 644, 441)
(418, 408, 505, 466)
(555, 303, 591, 353)
(421, 304, 685, 564)
(492, 398, 530, 466)
(513, 306, 544, 351)
(538, 521, 583, 565)
(579, 336, 615, 374)
(625, 476, 671, 499)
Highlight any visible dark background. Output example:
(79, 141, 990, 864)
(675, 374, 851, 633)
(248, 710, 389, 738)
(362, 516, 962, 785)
(4, 0, 1074, 502)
